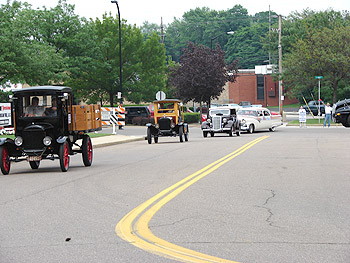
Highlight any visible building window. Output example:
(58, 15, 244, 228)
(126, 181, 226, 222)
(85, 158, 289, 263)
(257, 75, 264, 100)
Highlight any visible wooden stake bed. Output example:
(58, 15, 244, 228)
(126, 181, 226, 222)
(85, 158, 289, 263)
(70, 104, 102, 132)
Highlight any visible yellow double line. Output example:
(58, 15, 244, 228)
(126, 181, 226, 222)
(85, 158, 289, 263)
(116, 136, 269, 262)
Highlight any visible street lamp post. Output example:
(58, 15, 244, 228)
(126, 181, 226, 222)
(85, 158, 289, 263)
(111, 0, 123, 105)
(210, 31, 234, 50)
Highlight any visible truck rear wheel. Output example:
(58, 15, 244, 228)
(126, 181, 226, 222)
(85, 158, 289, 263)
(82, 135, 93, 166)
(0, 145, 10, 175)
(59, 141, 70, 172)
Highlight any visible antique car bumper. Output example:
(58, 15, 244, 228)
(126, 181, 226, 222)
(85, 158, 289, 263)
(202, 127, 231, 132)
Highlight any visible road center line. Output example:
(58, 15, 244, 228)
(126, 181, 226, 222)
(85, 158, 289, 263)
(116, 136, 269, 263)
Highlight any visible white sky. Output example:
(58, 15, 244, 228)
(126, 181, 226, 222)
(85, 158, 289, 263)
(1, 0, 349, 26)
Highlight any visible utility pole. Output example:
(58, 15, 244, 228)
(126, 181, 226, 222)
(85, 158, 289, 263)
(160, 17, 164, 44)
(268, 5, 271, 64)
(278, 15, 283, 115)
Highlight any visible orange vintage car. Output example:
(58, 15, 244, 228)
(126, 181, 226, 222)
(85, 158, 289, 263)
(146, 99, 189, 144)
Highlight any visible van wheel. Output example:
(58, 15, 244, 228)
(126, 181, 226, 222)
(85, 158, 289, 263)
(0, 146, 11, 175)
(210, 131, 215, 137)
(236, 130, 240, 136)
(203, 131, 208, 138)
(82, 135, 93, 166)
(59, 141, 70, 172)
(147, 127, 152, 144)
(154, 136, 158, 143)
(29, 161, 40, 169)
(229, 126, 233, 137)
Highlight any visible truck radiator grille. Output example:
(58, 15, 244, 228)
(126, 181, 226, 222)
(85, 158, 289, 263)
(212, 116, 221, 130)
(23, 130, 45, 150)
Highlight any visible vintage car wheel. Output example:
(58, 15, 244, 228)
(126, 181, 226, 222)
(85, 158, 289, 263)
(59, 141, 70, 172)
(184, 132, 189, 141)
(29, 161, 40, 169)
(203, 131, 208, 138)
(236, 130, 241, 136)
(179, 126, 184, 142)
(210, 131, 215, 137)
(269, 127, 275, 132)
(154, 136, 158, 143)
(248, 124, 254, 134)
(0, 145, 11, 175)
(147, 127, 152, 144)
(82, 135, 93, 166)
(229, 126, 234, 137)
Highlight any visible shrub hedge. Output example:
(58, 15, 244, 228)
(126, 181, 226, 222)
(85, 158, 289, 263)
(183, 112, 200, 123)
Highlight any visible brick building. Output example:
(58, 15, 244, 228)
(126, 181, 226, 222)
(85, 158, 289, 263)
(213, 65, 298, 107)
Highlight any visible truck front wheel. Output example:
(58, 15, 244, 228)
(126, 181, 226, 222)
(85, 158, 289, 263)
(0, 146, 10, 175)
(82, 135, 93, 166)
(59, 141, 70, 172)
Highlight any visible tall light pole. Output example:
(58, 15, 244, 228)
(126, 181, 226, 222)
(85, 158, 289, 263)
(210, 31, 234, 50)
(111, 0, 122, 105)
(278, 15, 283, 115)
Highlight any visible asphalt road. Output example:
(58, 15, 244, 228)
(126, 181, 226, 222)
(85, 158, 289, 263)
(1, 125, 350, 263)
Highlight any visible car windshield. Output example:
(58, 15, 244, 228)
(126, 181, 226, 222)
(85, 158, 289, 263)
(210, 109, 230, 116)
(19, 95, 57, 118)
(237, 110, 258, 117)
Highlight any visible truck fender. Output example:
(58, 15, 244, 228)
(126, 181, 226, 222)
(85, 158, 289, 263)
(0, 138, 8, 146)
(146, 123, 153, 128)
(56, 136, 68, 144)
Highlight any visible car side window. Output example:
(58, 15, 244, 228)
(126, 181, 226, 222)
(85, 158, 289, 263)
(263, 110, 270, 116)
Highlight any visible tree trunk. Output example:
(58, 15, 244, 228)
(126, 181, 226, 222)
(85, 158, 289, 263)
(109, 92, 114, 107)
(332, 79, 338, 105)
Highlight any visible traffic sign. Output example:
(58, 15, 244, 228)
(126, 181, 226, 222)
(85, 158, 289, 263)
(156, 91, 166, 100)
(315, 76, 323, 79)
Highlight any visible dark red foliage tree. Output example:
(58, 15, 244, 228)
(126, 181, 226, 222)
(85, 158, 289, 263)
(169, 42, 238, 107)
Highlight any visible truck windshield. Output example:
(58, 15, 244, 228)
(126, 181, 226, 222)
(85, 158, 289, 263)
(19, 95, 57, 118)
(210, 109, 230, 115)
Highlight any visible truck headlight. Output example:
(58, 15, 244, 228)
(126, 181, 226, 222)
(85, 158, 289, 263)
(14, 136, 23, 146)
(155, 124, 159, 128)
(207, 119, 211, 123)
(223, 118, 228, 123)
(241, 119, 246, 124)
(170, 123, 175, 128)
(43, 136, 52, 146)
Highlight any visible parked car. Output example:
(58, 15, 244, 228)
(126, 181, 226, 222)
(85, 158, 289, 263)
(303, 100, 325, 116)
(0, 86, 102, 174)
(237, 107, 282, 133)
(332, 99, 350, 127)
(125, 106, 151, 124)
(201, 106, 241, 137)
(146, 99, 189, 143)
(148, 104, 154, 117)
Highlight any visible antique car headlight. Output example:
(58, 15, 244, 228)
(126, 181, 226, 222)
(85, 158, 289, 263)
(241, 119, 246, 124)
(170, 123, 175, 128)
(14, 136, 23, 146)
(223, 118, 228, 123)
(43, 136, 52, 146)
(207, 119, 211, 123)
(155, 123, 159, 128)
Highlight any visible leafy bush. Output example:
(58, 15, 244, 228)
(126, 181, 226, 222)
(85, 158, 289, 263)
(184, 112, 200, 123)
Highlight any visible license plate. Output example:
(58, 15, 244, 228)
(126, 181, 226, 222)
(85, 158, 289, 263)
(27, 156, 42, 162)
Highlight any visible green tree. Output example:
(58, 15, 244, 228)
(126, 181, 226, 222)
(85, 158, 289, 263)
(283, 26, 350, 103)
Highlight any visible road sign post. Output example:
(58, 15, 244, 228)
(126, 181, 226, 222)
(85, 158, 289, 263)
(315, 76, 323, 123)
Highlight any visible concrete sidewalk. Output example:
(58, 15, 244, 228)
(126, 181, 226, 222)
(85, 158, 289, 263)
(91, 134, 144, 148)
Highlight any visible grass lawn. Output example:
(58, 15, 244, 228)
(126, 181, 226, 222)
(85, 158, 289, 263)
(269, 103, 300, 109)
(0, 132, 112, 140)
(288, 118, 338, 125)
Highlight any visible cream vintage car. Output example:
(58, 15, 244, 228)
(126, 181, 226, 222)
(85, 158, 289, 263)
(237, 107, 282, 133)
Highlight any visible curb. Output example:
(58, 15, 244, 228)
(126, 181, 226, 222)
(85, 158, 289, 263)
(92, 136, 144, 148)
